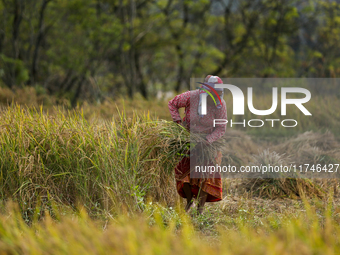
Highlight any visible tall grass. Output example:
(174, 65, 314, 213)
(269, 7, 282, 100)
(0, 104, 190, 220)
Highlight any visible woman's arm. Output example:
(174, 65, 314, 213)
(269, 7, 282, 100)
(168, 91, 191, 122)
(205, 101, 227, 144)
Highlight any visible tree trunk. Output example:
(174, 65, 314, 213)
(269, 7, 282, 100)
(30, 0, 50, 85)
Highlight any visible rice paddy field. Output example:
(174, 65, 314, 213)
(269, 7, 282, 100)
(1, 87, 340, 254)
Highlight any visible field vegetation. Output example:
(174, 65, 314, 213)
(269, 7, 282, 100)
(0, 87, 339, 254)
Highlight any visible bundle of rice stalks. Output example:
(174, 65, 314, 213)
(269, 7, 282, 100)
(246, 177, 325, 199)
(147, 120, 228, 174)
(243, 150, 326, 199)
(151, 120, 226, 164)
(190, 132, 228, 166)
(141, 120, 190, 174)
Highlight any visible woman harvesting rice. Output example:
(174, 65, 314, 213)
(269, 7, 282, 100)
(168, 75, 227, 214)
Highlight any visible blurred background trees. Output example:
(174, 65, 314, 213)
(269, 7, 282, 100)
(0, 0, 340, 106)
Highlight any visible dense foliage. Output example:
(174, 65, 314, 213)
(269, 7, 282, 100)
(1, 0, 340, 106)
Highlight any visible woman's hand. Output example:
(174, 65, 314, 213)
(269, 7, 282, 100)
(175, 120, 183, 127)
(175, 120, 187, 128)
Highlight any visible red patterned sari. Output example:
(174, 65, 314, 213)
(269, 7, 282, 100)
(168, 89, 227, 202)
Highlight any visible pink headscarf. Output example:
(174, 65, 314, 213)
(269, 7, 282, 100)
(197, 75, 224, 117)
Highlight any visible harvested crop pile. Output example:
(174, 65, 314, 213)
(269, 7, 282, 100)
(273, 130, 340, 166)
(241, 150, 327, 199)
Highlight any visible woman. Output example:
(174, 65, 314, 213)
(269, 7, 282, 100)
(168, 75, 227, 214)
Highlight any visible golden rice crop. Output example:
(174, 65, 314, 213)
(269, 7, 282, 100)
(0, 197, 339, 255)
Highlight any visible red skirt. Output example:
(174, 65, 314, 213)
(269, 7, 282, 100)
(174, 151, 223, 202)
